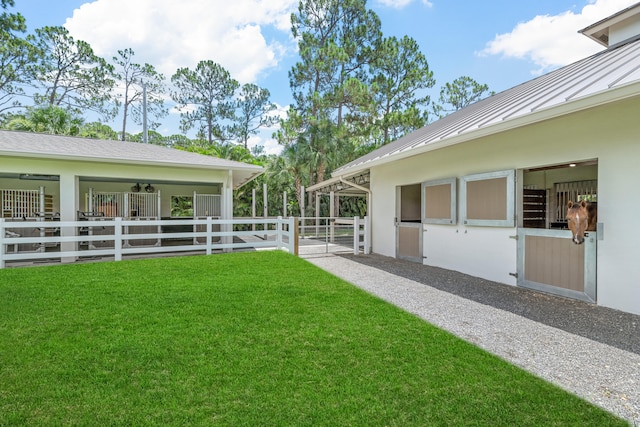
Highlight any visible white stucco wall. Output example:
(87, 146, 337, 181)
(369, 95, 640, 314)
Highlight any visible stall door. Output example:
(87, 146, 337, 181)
(396, 184, 422, 262)
(517, 228, 597, 303)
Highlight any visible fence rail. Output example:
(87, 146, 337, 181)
(1, 217, 297, 268)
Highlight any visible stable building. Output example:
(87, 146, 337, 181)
(309, 3, 640, 315)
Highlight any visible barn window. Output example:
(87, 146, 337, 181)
(460, 170, 515, 227)
(422, 178, 456, 224)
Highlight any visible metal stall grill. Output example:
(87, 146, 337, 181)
(194, 194, 221, 217)
(87, 191, 160, 219)
(554, 180, 597, 223)
(1, 189, 41, 218)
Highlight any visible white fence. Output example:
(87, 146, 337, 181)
(0, 217, 296, 268)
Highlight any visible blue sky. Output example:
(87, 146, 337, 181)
(13, 0, 637, 153)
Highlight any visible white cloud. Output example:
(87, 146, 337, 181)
(249, 102, 289, 156)
(374, 0, 433, 9)
(478, 0, 639, 74)
(64, 0, 298, 83)
(248, 134, 283, 156)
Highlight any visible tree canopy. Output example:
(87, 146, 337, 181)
(0, 0, 495, 218)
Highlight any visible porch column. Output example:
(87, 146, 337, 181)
(315, 192, 320, 237)
(59, 173, 79, 263)
(329, 191, 335, 243)
(263, 183, 268, 239)
(300, 186, 305, 238)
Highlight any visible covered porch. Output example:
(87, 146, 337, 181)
(0, 130, 264, 265)
(305, 170, 371, 254)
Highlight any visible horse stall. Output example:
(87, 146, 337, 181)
(80, 189, 222, 250)
(2, 187, 58, 254)
(396, 183, 422, 262)
(516, 163, 598, 302)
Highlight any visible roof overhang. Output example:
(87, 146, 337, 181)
(0, 149, 264, 190)
(307, 170, 370, 196)
(333, 80, 640, 178)
(579, 2, 640, 47)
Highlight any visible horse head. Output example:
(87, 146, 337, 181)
(566, 200, 596, 245)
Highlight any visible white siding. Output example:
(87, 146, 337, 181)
(369, 96, 640, 315)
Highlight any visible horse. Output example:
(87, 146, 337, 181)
(566, 200, 597, 245)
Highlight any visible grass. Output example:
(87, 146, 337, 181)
(0, 251, 626, 426)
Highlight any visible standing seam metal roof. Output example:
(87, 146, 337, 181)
(334, 38, 640, 175)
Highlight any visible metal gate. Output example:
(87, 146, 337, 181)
(517, 228, 597, 303)
(298, 217, 369, 256)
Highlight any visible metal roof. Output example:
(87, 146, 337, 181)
(333, 37, 640, 177)
(0, 130, 264, 189)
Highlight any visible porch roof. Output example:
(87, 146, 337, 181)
(306, 170, 370, 196)
(332, 34, 640, 178)
(0, 130, 264, 189)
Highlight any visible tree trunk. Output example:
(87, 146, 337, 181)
(120, 100, 129, 141)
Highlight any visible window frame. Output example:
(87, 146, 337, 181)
(421, 177, 457, 225)
(460, 169, 515, 227)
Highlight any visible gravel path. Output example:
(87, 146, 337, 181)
(302, 252, 640, 425)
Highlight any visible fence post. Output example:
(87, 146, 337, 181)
(114, 217, 122, 261)
(252, 188, 256, 232)
(206, 217, 212, 255)
(0, 218, 5, 269)
(292, 217, 299, 256)
(353, 216, 360, 255)
(276, 216, 283, 249)
(364, 215, 370, 255)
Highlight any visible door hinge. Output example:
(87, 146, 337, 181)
(509, 272, 518, 278)
(509, 235, 518, 240)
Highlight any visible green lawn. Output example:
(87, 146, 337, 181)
(0, 251, 625, 426)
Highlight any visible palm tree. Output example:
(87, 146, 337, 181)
(6, 105, 83, 135)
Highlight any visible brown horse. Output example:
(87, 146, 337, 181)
(566, 200, 597, 244)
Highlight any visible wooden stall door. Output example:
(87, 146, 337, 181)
(517, 228, 597, 303)
(396, 184, 422, 262)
